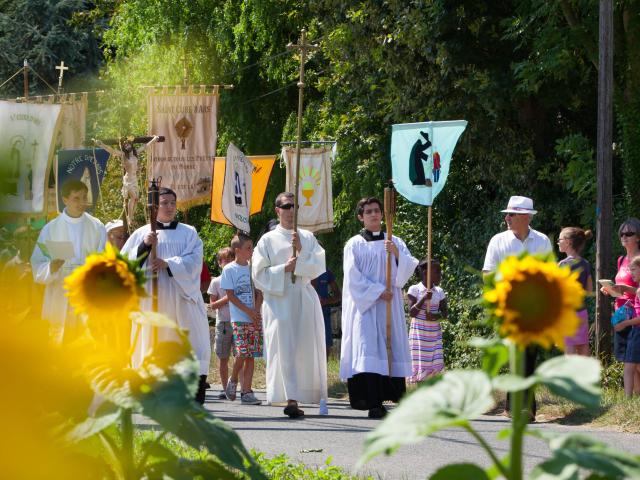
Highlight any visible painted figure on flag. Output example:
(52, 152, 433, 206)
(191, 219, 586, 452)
(391, 121, 467, 206)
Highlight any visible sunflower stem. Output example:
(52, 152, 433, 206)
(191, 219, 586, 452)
(463, 424, 510, 479)
(120, 408, 135, 480)
(509, 343, 525, 480)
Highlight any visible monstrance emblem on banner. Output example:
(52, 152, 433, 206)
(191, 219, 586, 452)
(391, 120, 467, 206)
(299, 166, 321, 206)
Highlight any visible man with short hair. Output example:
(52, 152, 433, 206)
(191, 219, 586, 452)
(482, 195, 552, 420)
(31, 179, 106, 343)
(252, 192, 328, 418)
(121, 187, 211, 404)
(340, 197, 418, 419)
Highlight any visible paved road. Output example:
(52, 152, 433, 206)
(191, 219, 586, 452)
(173, 388, 640, 479)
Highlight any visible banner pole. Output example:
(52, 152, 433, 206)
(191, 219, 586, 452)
(384, 182, 396, 375)
(426, 205, 432, 292)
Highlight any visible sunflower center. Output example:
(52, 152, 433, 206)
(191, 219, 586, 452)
(83, 264, 134, 310)
(504, 272, 563, 332)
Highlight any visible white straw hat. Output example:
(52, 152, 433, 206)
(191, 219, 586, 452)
(500, 196, 537, 215)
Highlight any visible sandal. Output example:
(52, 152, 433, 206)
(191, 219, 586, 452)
(283, 404, 305, 418)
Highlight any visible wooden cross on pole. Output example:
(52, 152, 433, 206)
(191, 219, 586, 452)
(286, 29, 318, 283)
(55, 61, 68, 94)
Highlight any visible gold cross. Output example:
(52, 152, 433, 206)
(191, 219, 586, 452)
(55, 61, 68, 93)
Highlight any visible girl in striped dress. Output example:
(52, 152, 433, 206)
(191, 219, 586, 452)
(407, 259, 448, 382)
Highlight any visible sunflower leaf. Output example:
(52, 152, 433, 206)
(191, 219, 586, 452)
(534, 355, 601, 407)
(492, 374, 538, 392)
(430, 463, 489, 480)
(359, 370, 493, 466)
(531, 432, 640, 478)
(65, 410, 121, 443)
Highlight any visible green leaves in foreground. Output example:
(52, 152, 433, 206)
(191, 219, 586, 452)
(530, 431, 640, 480)
(493, 355, 601, 408)
(359, 370, 493, 466)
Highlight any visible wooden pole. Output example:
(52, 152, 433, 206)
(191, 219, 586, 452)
(595, 0, 613, 359)
(384, 183, 396, 375)
(147, 179, 161, 314)
(23, 59, 28, 100)
(426, 206, 432, 291)
(287, 29, 319, 283)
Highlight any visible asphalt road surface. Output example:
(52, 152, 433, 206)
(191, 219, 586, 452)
(186, 388, 640, 479)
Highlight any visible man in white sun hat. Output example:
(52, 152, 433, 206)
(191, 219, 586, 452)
(482, 195, 552, 273)
(482, 195, 552, 421)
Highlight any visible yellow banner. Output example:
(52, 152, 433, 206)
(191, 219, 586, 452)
(210, 155, 277, 225)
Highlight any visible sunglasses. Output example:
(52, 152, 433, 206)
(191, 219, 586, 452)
(620, 232, 637, 238)
(277, 203, 295, 210)
(505, 212, 526, 217)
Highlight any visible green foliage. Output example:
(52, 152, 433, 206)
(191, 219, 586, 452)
(0, 0, 104, 98)
(254, 451, 369, 480)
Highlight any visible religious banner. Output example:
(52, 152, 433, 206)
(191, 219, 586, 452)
(283, 146, 334, 233)
(59, 93, 88, 149)
(210, 154, 277, 227)
(216, 144, 252, 232)
(390, 120, 467, 206)
(148, 90, 218, 208)
(0, 100, 62, 213)
(56, 148, 110, 213)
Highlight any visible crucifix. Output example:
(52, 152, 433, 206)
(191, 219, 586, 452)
(55, 61, 68, 94)
(286, 29, 319, 283)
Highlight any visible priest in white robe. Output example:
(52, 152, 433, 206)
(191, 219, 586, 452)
(340, 197, 418, 418)
(120, 187, 211, 404)
(31, 180, 106, 343)
(252, 192, 328, 418)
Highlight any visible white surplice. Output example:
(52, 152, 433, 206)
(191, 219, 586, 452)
(340, 233, 418, 379)
(252, 225, 328, 404)
(31, 210, 106, 343)
(121, 223, 211, 375)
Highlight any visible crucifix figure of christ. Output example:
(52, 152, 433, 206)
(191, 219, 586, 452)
(93, 135, 160, 227)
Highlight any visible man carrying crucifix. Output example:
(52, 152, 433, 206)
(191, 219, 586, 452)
(94, 135, 159, 226)
(340, 197, 418, 419)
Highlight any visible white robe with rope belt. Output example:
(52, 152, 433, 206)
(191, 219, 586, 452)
(252, 225, 328, 404)
(340, 233, 418, 380)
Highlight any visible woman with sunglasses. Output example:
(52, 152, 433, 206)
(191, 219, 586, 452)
(602, 218, 640, 394)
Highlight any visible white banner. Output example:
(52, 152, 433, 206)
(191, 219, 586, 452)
(0, 101, 62, 213)
(283, 146, 334, 233)
(59, 93, 88, 149)
(221, 143, 253, 232)
(148, 92, 218, 208)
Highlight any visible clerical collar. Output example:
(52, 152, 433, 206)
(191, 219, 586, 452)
(62, 209, 84, 224)
(360, 229, 384, 242)
(156, 221, 178, 230)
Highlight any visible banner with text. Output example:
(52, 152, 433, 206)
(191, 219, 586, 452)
(0, 101, 62, 213)
(283, 147, 334, 233)
(210, 154, 277, 228)
(218, 144, 254, 232)
(148, 92, 218, 208)
(56, 148, 109, 213)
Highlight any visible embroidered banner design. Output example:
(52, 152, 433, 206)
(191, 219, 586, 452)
(283, 147, 334, 233)
(56, 148, 110, 213)
(148, 92, 218, 208)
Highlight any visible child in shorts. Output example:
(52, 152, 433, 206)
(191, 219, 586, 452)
(221, 232, 263, 405)
(207, 247, 235, 399)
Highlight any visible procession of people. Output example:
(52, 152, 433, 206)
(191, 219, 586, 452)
(25, 179, 623, 421)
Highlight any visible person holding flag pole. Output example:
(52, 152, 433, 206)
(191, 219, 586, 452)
(340, 195, 418, 419)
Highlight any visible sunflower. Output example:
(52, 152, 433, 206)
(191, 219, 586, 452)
(484, 255, 584, 350)
(64, 243, 145, 337)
